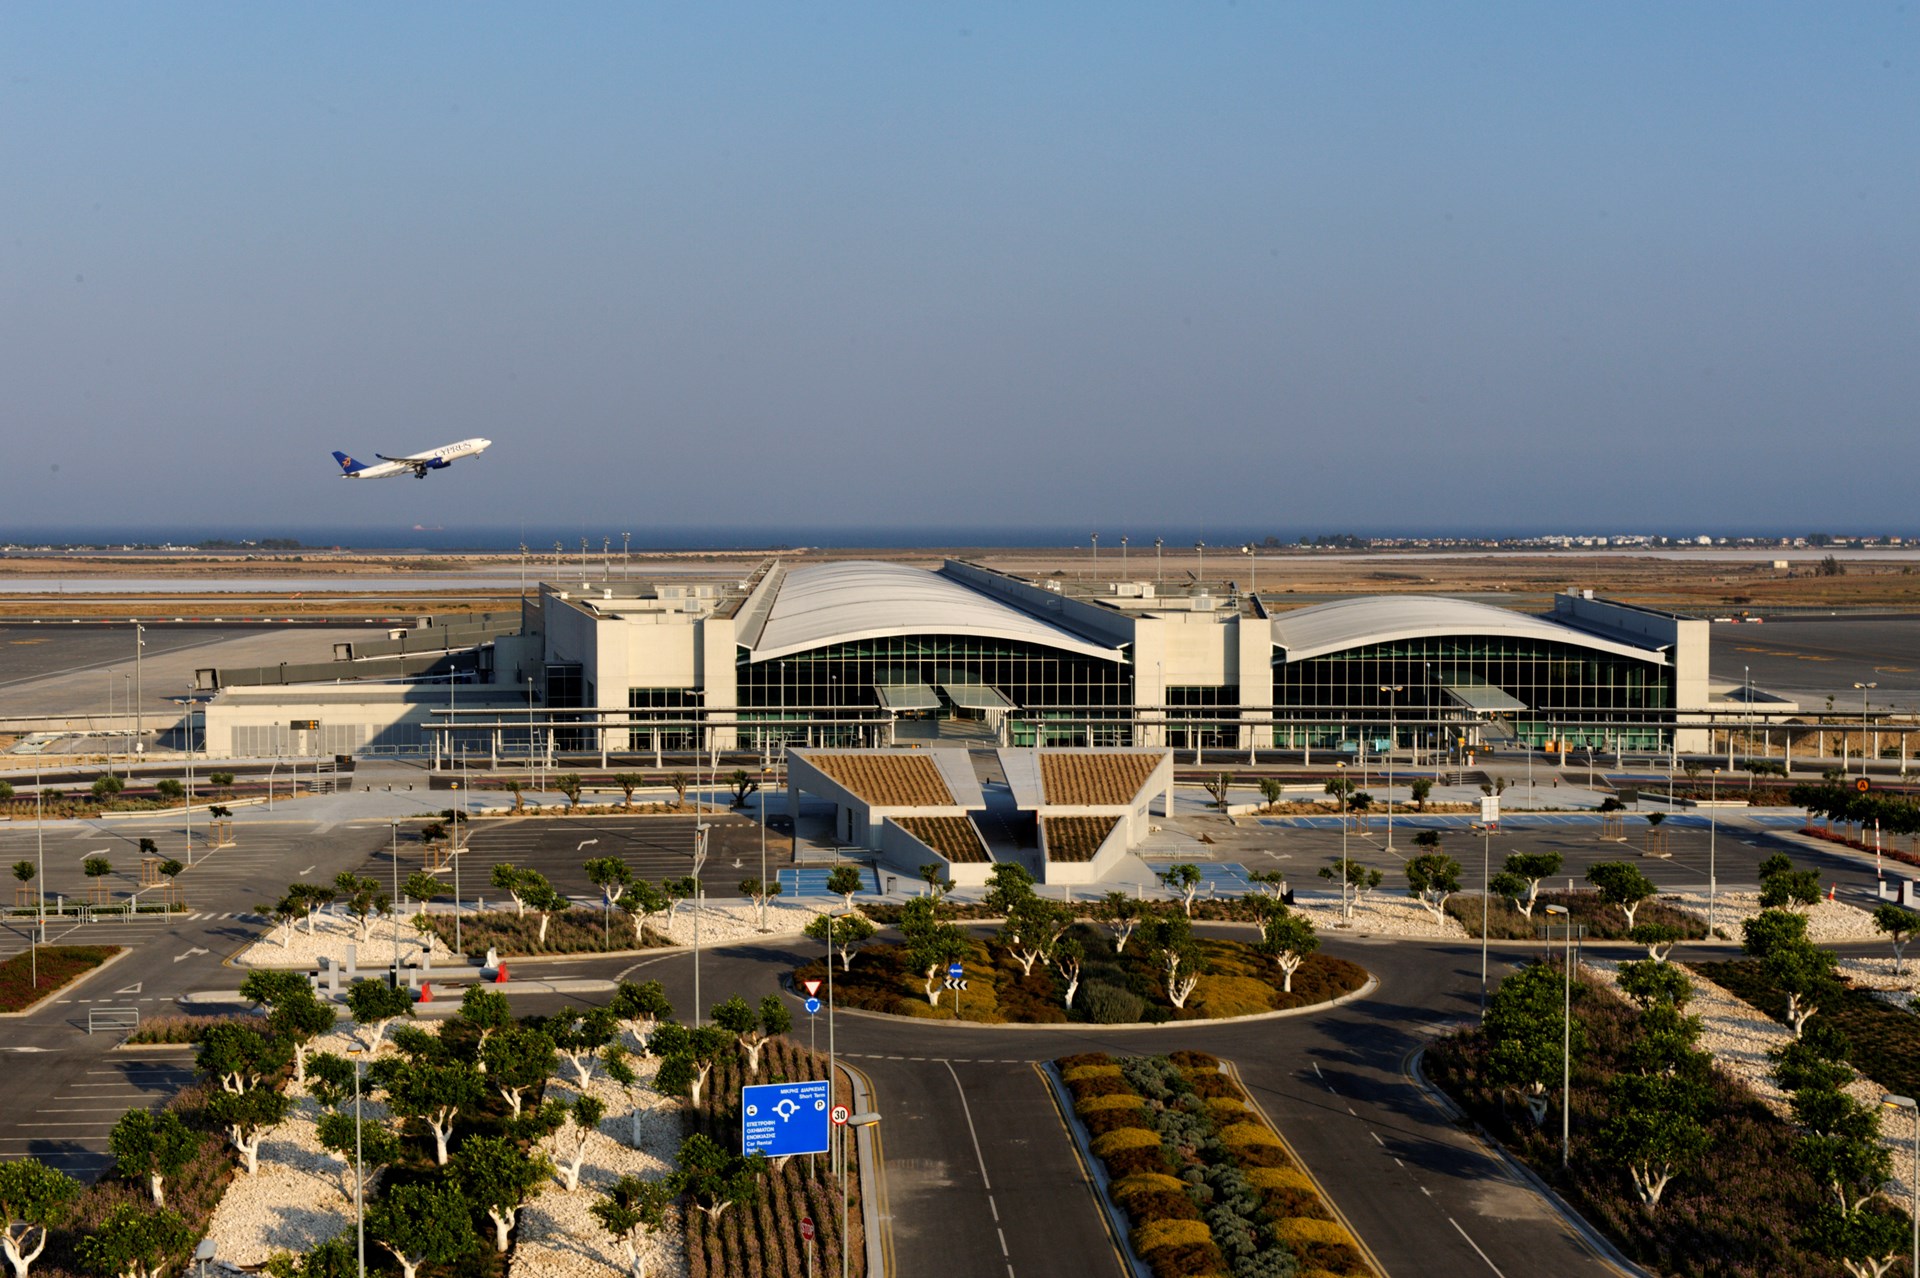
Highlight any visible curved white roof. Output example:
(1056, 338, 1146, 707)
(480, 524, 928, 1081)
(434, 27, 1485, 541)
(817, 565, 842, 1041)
(746, 561, 1123, 663)
(1269, 595, 1666, 665)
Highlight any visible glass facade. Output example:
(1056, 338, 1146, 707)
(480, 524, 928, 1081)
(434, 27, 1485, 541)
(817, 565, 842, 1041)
(1167, 685, 1239, 749)
(627, 687, 702, 751)
(1271, 635, 1672, 750)
(737, 634, 1132, 748)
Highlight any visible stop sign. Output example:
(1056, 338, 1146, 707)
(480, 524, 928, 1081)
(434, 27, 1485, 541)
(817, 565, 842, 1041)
(800, 1217, 815, 1242)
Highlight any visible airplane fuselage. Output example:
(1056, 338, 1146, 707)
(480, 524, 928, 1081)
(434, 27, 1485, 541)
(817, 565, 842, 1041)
(333, 437, 491, 479)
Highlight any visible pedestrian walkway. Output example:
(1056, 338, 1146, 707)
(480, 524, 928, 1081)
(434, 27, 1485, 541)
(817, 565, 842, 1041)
(1255, 811, 1807, 831)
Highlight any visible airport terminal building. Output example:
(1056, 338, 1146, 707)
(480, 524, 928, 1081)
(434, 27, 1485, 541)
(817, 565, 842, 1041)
(202, 558, 1737, 760)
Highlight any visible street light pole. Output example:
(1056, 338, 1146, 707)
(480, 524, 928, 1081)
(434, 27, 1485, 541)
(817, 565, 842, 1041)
(1879, 1094, 1918, 1278)
(757, 766, 770, 934)
(842, 1112, 880, 1278)
(134, 623, 144, 755)
(349, 1048, 366, 1278)
(390, 821, 401, 980)
(1544, 903, 1572, 1168)
(1856, 682, 1878, 776)
(1480, 819, 1490, 1018)
(1154, 537, 1163, 589)
(1380, 685, 1403, 851)
(1337, 761, 1350, 919)
(691, 822, 708, 1025)
(1709, 768, 1720, 940)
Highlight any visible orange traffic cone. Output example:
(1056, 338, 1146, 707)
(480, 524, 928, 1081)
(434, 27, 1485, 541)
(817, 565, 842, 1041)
(417, 982, 433, 1003)
(1828, 883, 1837, 902)
(494, 963, 509, 984)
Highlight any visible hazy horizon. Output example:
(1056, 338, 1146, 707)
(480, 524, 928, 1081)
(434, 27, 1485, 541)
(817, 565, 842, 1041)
(4, 6, 1914, 531)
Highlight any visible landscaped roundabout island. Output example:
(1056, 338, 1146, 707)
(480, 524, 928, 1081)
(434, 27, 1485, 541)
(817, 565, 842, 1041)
(793, 868, 1369, 1025)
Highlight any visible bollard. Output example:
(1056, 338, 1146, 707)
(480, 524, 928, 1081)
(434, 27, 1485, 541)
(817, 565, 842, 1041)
(345, 944, 358, 981)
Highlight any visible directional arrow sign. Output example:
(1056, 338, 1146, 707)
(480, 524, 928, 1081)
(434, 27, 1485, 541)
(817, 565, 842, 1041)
(173, 947, 209, 963)
(742, 1080, 830, 1158)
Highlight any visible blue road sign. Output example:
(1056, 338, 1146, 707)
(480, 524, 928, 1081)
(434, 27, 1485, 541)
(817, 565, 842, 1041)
(947, 962, 964, 978)
(742, 1080, 831, 1158)
(804, 997, 821, 1016)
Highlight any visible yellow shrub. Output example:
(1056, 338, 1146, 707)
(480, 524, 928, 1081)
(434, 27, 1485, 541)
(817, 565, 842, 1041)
(1110, 1173, 1189, 1201)
(1273, 1217, 1356, 1250)
(1190, 974, 1275, 1018)
(1206, 1096, 1248, 1116)
(1246, 1167, 1315, 1193)
(1091, 1127, 1163, 1158)
(1218, 1121, 1284, 1148)
(1132, 1218, 1213, 1254)
(1063, 1063, 1123, 1082)
(1075, 1092, 1146, 1116)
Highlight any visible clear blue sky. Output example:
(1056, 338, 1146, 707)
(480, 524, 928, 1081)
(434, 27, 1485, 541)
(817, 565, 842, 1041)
(2, 4, 1914, 539)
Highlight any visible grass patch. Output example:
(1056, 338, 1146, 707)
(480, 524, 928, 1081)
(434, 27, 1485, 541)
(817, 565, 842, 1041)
(796, 924, 1367, 1024)
(1446, 890, 1709, 942)
(0, 945, 121, 1012)
(426, 908, 671, 959)
(1692, 959, 1920, 1104)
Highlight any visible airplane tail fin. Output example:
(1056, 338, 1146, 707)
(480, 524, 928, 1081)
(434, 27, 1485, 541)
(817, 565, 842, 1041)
(332, 450, 367, 475)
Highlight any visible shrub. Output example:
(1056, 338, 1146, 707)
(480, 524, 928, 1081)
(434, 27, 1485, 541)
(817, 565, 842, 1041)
(1167, 1050, 1221, 1070)
(1092, 1128, 1164, 1159)
(1068, 1073, 1137, 1101)
(1133, 1218, 1215, 1253)
(1075, 1092, 1145, 1115)
(1124, 1189, 1205, 1226)
(1217, 1121, 1284, 1150)
(1273, 1217, 1355, 1250)
(1104, 1145, 1177, 1178)
(1083, 1107, 1157, 1139)
(1182, 1071, 1243, 1101)
(1082, 981, 1146, 1024)
(1057, 1052, 1113, 1070)
(1063, 1063, 1124, 1083)
(1245, 1167, 1315, 1193)
(1204, 1096, 1249, 1119)
(1111, 1173, 1191, 1201)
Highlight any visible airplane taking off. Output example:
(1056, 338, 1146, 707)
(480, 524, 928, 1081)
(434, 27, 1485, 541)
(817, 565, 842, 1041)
(332, 438, 491, 479)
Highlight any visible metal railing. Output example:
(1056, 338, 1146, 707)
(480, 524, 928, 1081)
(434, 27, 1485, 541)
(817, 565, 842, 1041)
(87, 1007, 140, 1035)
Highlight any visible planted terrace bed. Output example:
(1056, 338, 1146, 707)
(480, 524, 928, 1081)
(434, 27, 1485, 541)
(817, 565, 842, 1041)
(428, 908, 673, 959)
(1059, 1050, 1378, 1278)
(1444, 891, 1710, 943)
(1042, 815, 1119, 862)
(796, 925, 1367, 1024)
(1427, 968, 1867, 1278)
(684, 1036, 864, 1278)
(1691, 959, 1920, 1104)
(0, 944, 121, 1012)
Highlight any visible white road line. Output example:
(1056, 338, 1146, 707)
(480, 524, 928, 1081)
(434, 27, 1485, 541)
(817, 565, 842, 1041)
(1449, 1217, 1507, 1277)
(1313, 1062, 1323, 1078)
(1370, 1131, 1384, 1146)
(942, 1058, 996, 1189)
(996, 1227, 1009, 1257)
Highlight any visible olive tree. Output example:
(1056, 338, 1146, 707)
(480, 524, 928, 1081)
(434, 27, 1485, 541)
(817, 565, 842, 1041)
(345, 978, 415, 1052)
(610, 980, 674, 1047)
(1403, 850, 1462, 923)
(825, 865, 865, 912)
(672, 1133, 768, 1224)
(710, 994, 791, 1077)
(366, 1182, 479, 1278)
(1872, 903, 1918, 973)
(1159, 863, 1203, 916)
(648, 1022, 735, 1108)
(805, 912, 877, 972)
(544, 1094, 609, 1191)
(481, 1026, 556, 1118)
(206, 1087, 291, 1175)
(1096, 891, 1144, 953)
(107, 1108, 199, 1207)
(1255, 906, 1318, 993)
(73, 1202, 189, 1278)
(454, 1134, 551, 1252)
(0, 1157, 79, 1278)
(1586, 861, 1658, 929)
(374, 1057, 484, 1166)
(591, 1175, 676, 1278)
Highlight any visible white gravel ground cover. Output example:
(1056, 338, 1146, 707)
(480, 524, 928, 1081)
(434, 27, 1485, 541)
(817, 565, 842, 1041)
(1583, 958, 1919, 1228)
(236, 908, 456, 970)
(653, 898, 821, 948)
(1290, 889, 1470, 939)
(201, 1017, 694, 1278)
(202, 1024, 404, 1267)
(508, 1039, 687, 1278)
(1654, 890, 1880, 943)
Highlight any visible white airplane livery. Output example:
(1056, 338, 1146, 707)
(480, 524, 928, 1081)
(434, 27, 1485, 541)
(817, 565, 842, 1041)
(332, 438, 491, 480)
